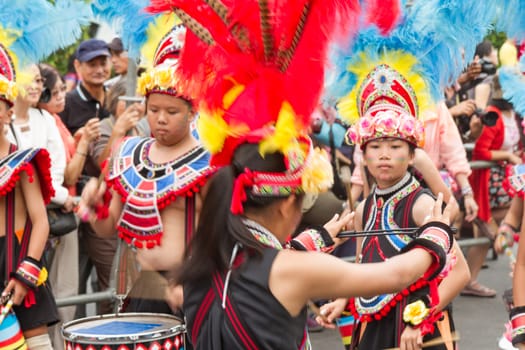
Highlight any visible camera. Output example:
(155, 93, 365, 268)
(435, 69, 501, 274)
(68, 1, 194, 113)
(478, 58, 497, 76)
(475, 108, 498, 127)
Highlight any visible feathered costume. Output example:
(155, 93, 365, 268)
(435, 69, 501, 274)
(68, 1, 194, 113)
(93, 21, 215, 249)
(0, 0, 90, 335)
(145, 0, 358, 349)
(325, 1, 495, 348)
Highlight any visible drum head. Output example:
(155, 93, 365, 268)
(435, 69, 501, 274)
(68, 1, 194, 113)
(62, 313, 185, 345)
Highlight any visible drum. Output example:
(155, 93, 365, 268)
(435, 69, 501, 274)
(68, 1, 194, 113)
(62, 313, 185, 350)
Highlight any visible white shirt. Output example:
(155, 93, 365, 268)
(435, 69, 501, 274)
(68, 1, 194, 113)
(7, 108, 69, 205)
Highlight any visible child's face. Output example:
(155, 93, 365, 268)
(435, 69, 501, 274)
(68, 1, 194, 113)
(146, 93, 194, 147)
(363, 138, 414, 189)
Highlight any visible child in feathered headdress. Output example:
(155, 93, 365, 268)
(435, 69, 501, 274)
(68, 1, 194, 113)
(0, 36, 58, 350)
(140, 1, 460, 350)
(77, 19, 216, 315)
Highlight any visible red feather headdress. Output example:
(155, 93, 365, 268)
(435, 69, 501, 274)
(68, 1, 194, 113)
(146, 0, 359, 213)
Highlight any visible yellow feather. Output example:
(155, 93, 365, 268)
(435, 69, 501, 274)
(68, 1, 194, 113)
(141, 14, 178, 66)
(338, 51, 430, 124)
(259, 102, 300, 156)
(197, 109, 249, 154)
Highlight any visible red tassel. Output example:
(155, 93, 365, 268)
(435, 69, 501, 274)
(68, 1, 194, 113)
(24, 290, 36, 308)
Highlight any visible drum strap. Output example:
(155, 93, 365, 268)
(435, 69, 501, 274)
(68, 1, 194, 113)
(184, 196, 196, 248)
(5, 143, 32, 279)
(191, 272, 261, 350)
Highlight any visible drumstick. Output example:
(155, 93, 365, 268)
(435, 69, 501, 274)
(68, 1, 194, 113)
(337, 227, 457, 238)
(0, 299, 13, 325)
(339, 166, 353, 210)
(384, 331, 460, 350)
(307, 300, 330, 324)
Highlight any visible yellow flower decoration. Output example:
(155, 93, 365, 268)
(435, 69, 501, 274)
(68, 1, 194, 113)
(403, 300, 429, 327)
(301, 147, 333, 194)
(37, 267, 48, 286)
(0, 75, 17, 103)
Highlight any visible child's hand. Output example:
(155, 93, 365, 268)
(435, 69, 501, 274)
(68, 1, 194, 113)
(317, 298, 348, 329)
(323, 211, 354, 246)
(165, 284, 184, 313)
(77, 178, 106, 221)
(423, 193, 452, 226)
(400, 325, 423, 350)
(3, 279, 28, 306)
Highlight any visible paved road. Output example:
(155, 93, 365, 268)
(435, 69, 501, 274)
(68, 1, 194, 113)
(311, 247, 513, 350)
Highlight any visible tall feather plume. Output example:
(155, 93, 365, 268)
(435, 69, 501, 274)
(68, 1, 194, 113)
(326, 0, 496, 114)
(91, 0, 157, 59)
(148, 0, 358, 126)
(493, 0, 525, 41)
(140, 14, 178, 66)
(499, 56, 525, 117)
(146, 0, 359, 164)
(364, 0, 400, 35)
(0, 0, 92, 67)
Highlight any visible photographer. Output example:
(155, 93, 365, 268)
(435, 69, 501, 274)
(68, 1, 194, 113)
(464, 74, 523, 297)
(447, 40, 499, 142)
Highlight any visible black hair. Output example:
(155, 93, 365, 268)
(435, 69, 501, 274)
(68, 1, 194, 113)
(105, 79, 127, 116)
(38, 64, 63, 105)
(475, 40, 493, 58)
(178, 143, 296, 284)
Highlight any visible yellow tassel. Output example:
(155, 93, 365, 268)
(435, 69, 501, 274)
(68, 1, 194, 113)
(197, 110, 249, 154)
(37, 267, 48, 286)
(259, 102, 300, 156)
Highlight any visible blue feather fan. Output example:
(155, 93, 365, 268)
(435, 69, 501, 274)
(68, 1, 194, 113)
(0, 0, 92, 66)
(325, 0, 496, 104)
(91, 0, 157, 59)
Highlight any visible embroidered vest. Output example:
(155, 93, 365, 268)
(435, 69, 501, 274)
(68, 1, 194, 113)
(107, 137, 214, 248)
(353, 174, 428, 321)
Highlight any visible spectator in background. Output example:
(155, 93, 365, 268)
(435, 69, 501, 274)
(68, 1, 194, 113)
(105, 37, 129, 88)
(37, 63, 100, 350)
(466, 75, 523, 298)
(60, 39, 111, 135)
(64, 54, 80, 92)
(92, 78, 149, 168)
(8, 64, 74, 215)
(59, 38, 113, 316)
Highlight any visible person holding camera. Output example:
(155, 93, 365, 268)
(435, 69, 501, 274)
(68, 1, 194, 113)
(464, 75, 523, 297)
(447, 41, 499, 142)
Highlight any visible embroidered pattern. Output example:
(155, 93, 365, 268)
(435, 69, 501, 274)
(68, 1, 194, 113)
(355, 175, 422, 318)
(0, 147, 54, 203)
(107, 137, 215, 248)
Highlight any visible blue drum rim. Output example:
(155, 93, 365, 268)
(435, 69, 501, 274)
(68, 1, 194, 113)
(61, 313, 185, 345)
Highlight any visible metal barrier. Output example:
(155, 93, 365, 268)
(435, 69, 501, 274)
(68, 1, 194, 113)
(53, 142, 501, 308)
(54, 237, 492, 307)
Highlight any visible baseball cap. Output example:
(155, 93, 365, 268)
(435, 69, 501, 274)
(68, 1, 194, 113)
(76, 39, 110, 62)
(108, 37, 124, 53)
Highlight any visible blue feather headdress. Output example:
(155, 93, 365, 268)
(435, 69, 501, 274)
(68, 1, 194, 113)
(493, 0, 525, 41)
(0, 0, 92, 67)
(499, 55, 525, 117)
(91, 0, 158, 59)
(326, 0, 496, 125)
(0, 0, 91, 105)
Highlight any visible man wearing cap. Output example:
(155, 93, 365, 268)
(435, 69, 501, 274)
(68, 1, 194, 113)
(105, 37, 129, 88)
(60, 38, 111, 135)
(59, 38, 116, 317)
